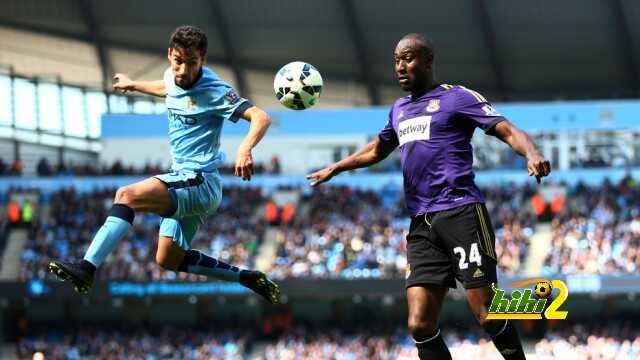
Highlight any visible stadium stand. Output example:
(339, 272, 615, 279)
(15, 323, 509, 360)
(542, 177, 640, 275)
(18, 323, 640, 360)
(17, 319, 640, 360)
(14, 182, 535, 282)
(268, 183, 535, 280)
(15, 176, 640, 285)
(19, 186, 267, 282)
(261, 326, 509, 360)
(26, 157, 281, 177)
(18, 325, 248, 360)
(20, 321, 640, 359)
(534, 320, 640, 359)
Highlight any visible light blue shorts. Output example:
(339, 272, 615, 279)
(155, 170, 222, 250)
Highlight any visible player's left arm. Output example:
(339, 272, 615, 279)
(490, 120, 550, 182)
(235, 106, 272, 181)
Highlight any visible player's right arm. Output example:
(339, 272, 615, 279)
(454, 86, 550, 182)
(113, 73, 167, 98)
(306, 137, 396, 187)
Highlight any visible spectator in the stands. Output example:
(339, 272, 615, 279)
(11, 159, 23, 176)
(36, 158, 52, 176)
(270, 155, 281, 174)
(0, 157, 8, 175)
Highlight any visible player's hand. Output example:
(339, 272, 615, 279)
(235, 149, 254, 181)
(306, 166, 336, 187)
(113, 73, 136, 93)
(527, 153, 551, 183)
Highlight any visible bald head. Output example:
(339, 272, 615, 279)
(394, 33, 436, 94)
(396, 33, 434, 63)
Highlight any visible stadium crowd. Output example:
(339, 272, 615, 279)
(263, 321, 640, 360)
(542, 177, 640, 275)
(31, 157, 281, 177)
(17, 324, 507, 360)
(267, 184, 535, 280)
(16, 181, 536, 281)
(20, 186, 266, 282)
(18, 321, 640, 359)
(268, 186, 408, 279)
(18, 177, 640, 281)
(0, 156, 282, 177)
(534, 320, 640, 359)
(18, 325, 248, 360)
(262, 326, 505, 360)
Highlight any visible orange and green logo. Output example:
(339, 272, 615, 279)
(486, 278, 568, 320)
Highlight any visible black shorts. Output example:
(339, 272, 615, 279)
(405, 202, 497, 289)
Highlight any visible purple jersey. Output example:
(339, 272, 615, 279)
(378, 84, 504, 216)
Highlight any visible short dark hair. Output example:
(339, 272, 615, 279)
(169, 25, 207, 55)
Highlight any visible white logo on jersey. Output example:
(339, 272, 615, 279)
(426, 99, 440, 112)
(224, 89, 240, 104)
(482, 104, 501, 116)
(398, 116, 431, 146)
(186, 97, 197, 110)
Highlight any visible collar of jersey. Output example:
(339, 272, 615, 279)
(404, 84, 446, 103)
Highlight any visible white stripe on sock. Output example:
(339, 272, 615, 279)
(413, 329, 441, 344)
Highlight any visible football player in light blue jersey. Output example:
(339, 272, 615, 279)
(48, 25, 280, 304)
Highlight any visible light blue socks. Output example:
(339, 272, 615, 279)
(83, 204, 134, 267)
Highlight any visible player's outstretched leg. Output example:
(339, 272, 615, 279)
(467, 286, 526, 360)
(180, 248, 280, 304)
(49, 178, 174, 294)
(407, 285, 452, 360)
(157, 236, 280, 304)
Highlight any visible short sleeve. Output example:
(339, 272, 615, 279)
(378, 109, 399, 147)
(455, 87, 504, 133)
(209, 83, 252, 123)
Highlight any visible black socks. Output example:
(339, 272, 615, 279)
(414, 329, 452, 360)
(488, 320, 526, 360)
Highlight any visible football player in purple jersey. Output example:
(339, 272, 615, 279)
(307, 33, 550, 360)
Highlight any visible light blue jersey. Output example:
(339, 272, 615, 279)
(156, 66, 252, 249)
(163, 66, 251, 172)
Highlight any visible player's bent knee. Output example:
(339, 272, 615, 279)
(408, 316, 438, 339)
(114, 186, 130, 203)
(155, 252, 177, 271)
(155, 256, 175, 271)
(115, 186, 138, 207)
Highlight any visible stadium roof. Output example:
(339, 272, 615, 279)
(2, 0, 639, 104)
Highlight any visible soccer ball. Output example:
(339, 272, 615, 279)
(534, 280, 553, 299)
(274, 61, 323, 110)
